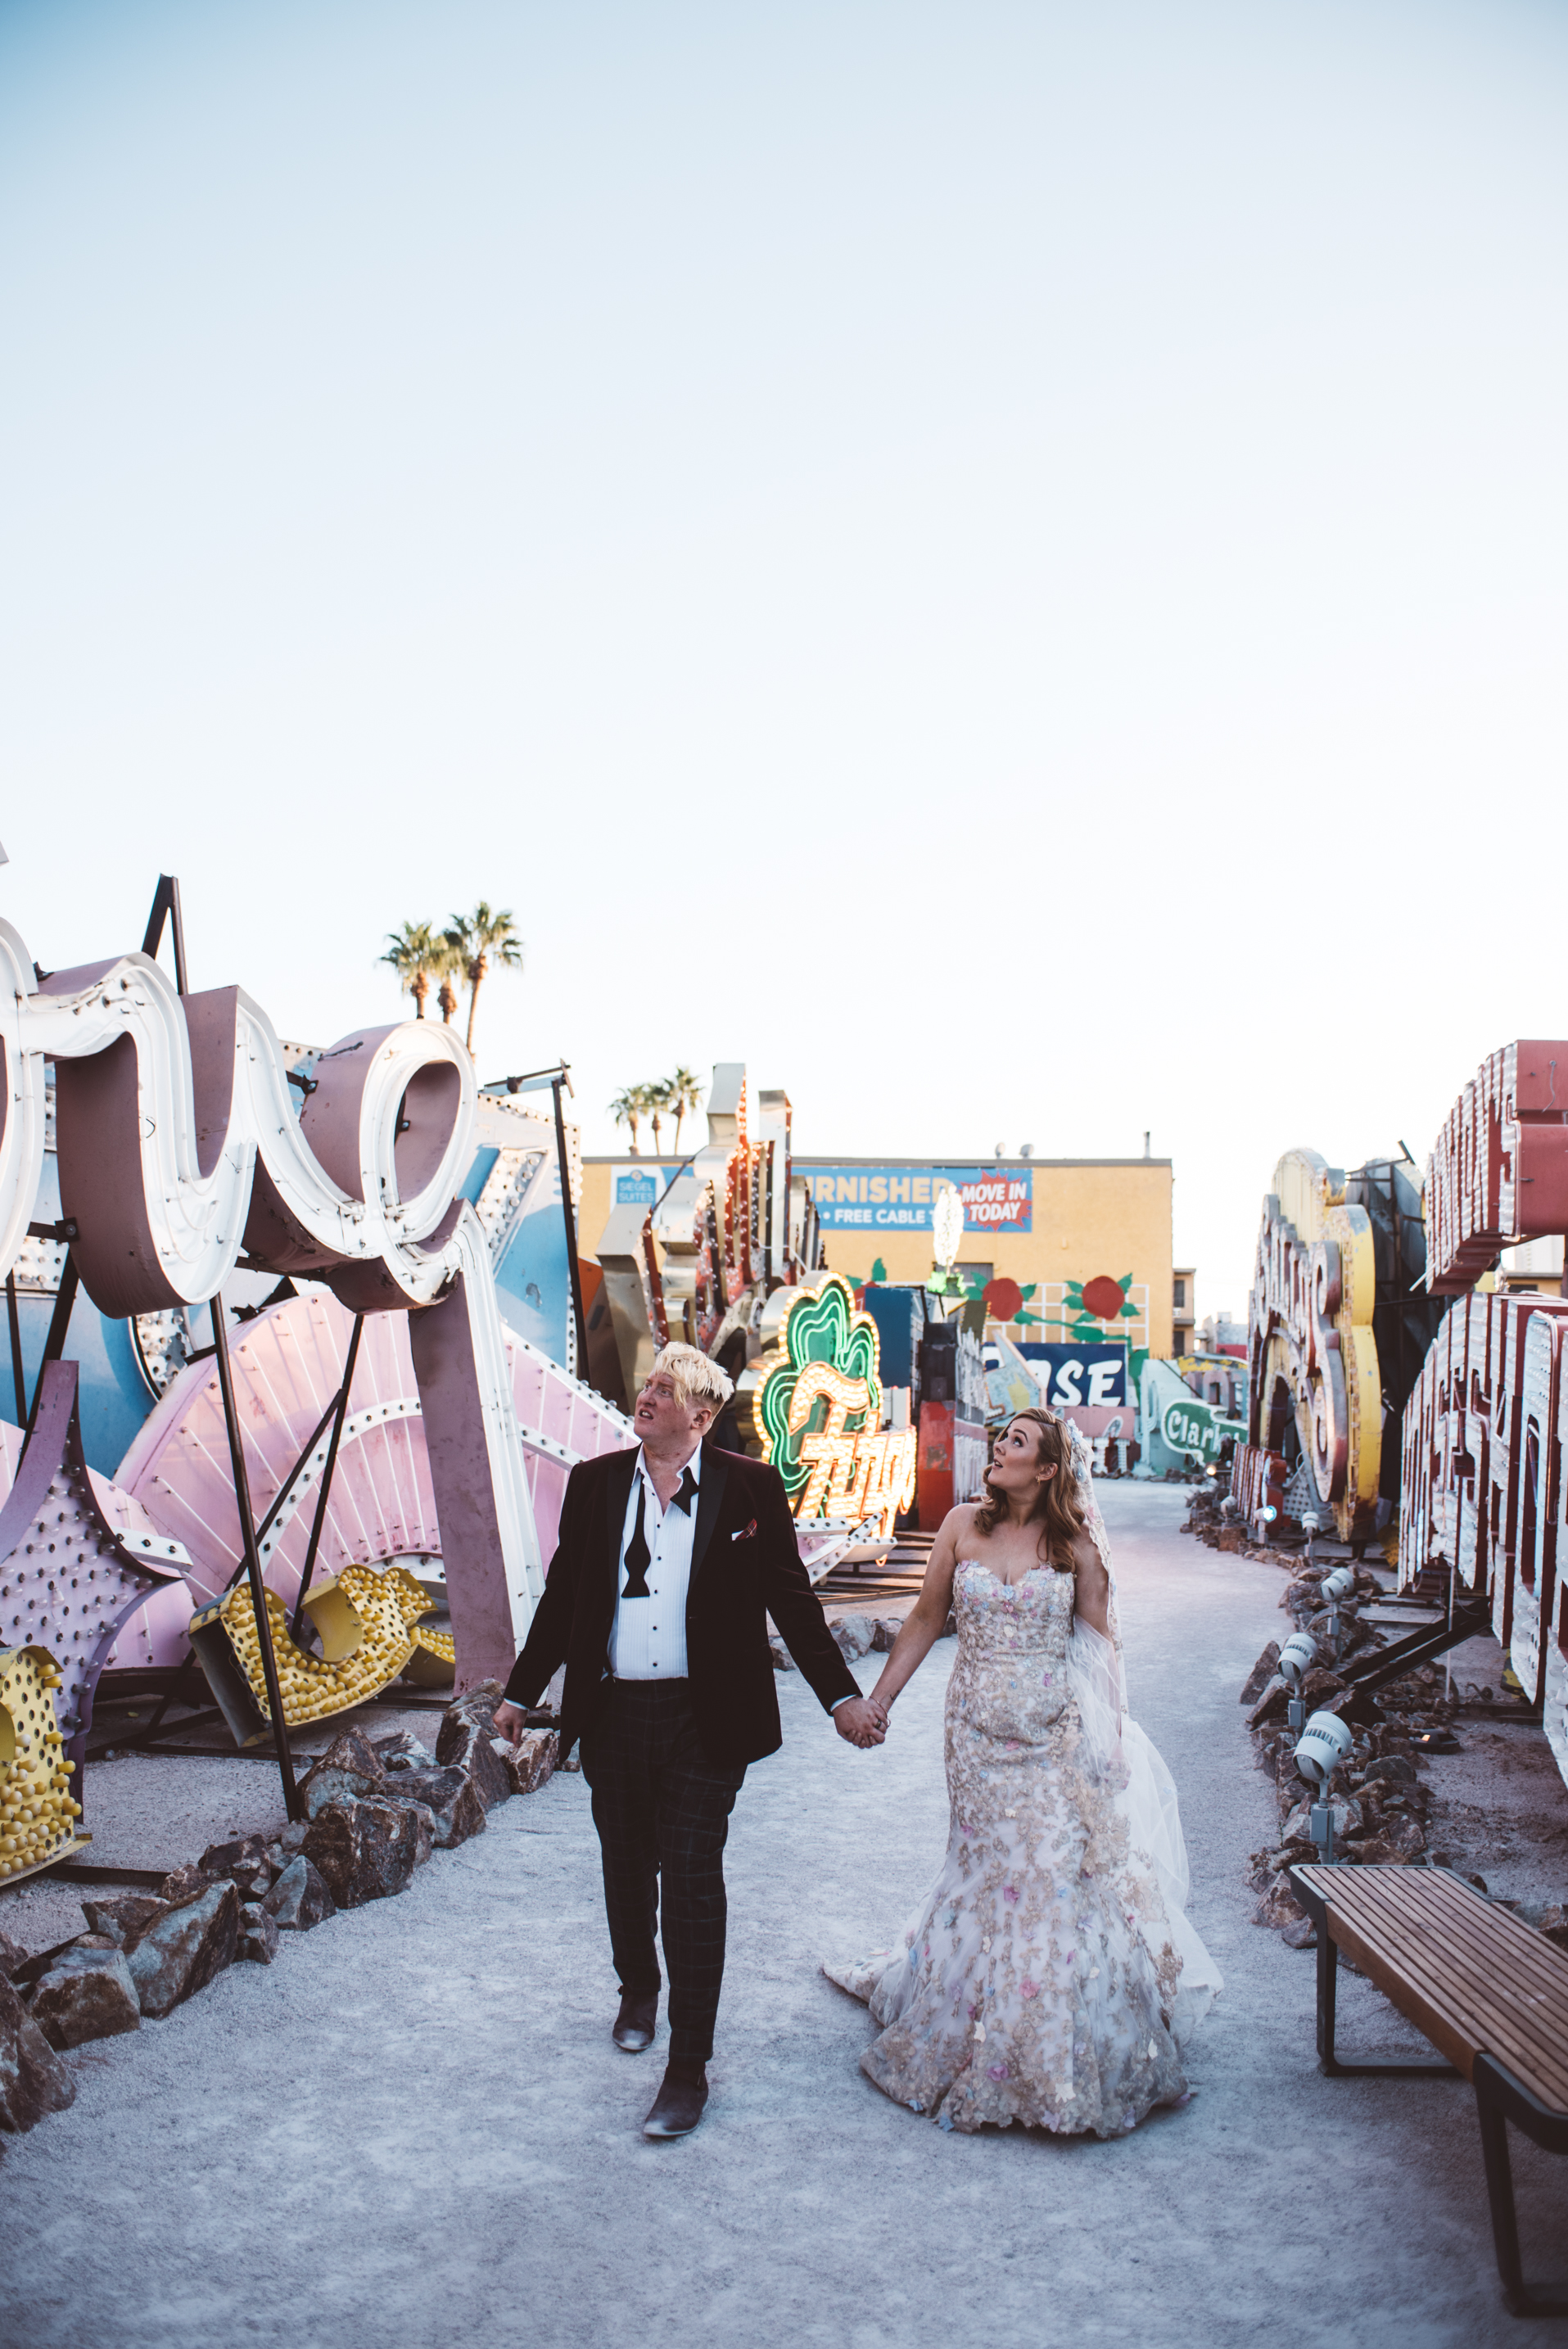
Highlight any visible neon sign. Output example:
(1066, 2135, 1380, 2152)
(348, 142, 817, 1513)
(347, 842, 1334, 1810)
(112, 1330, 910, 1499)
(738, 1274, 917, 1537)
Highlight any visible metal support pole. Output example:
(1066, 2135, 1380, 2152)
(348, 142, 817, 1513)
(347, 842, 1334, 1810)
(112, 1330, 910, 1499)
(552, 1073, 590, 1379)
(6, 1271, 24, 1424)
(24, 1258, 79, 1450)
(209, 1292, 300, 1822)
(290, 1314, 364, 1641)
(140, 873, 188, 996)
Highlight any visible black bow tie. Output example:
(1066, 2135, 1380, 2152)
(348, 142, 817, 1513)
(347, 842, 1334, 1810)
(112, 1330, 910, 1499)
(668, 1464, 699, 1516)
(622, 1465, 700, 1599)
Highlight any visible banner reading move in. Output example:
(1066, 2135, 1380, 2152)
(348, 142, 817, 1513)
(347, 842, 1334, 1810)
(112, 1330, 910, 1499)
(807, 1165, 1032, 1235)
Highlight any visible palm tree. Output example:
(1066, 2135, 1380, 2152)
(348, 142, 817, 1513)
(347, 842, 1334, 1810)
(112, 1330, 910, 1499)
(444, 902, 524, 1056)
(667, 1065, 702, 1152)
(648, 1077, 673, 1155)
(429, 932, 463, 1026)
(610, 1086, 645, 1154)
(380, 921, 441, 1019)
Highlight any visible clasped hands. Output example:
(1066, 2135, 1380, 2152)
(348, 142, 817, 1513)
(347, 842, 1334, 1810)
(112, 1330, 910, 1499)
(834, 1693, 889, 1750)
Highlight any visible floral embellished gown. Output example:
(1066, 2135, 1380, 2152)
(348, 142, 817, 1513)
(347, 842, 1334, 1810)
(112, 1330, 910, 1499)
(825, 1561, 1203, 2139)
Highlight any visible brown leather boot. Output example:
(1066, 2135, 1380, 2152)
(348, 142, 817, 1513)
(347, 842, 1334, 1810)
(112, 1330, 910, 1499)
(612, 1992, 658, 2053)
(642, 2060, 708, 2138)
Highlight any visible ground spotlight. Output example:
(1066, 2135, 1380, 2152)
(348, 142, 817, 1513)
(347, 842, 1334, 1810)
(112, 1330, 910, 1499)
(1294, 1710, 1354, 1864)
(1278, 1630, 1317, 1732)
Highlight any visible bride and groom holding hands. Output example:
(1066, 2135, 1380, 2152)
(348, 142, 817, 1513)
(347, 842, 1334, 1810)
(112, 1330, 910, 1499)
(495, 1340, 1219, 2141)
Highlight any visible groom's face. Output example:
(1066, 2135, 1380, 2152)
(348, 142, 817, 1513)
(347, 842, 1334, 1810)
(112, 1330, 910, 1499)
(635, 1370, 712, 1452)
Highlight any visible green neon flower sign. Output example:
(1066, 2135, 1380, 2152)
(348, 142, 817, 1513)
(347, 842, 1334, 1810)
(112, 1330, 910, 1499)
(752, 1272, 881, 1503)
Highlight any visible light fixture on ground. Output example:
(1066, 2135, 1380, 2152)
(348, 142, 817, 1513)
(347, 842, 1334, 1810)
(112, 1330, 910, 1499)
(1295, 1710, 1354, 1865)
(1278, 1630, 1317, 1734)
(1318, 1565, 1357, 1664)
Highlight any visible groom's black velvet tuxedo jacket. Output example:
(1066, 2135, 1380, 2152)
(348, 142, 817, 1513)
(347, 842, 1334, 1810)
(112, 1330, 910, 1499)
(503, 1443, 860, 1768)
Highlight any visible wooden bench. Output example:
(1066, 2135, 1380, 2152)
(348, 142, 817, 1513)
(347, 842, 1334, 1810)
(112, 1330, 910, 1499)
(1290, 1863, 1568, 2317)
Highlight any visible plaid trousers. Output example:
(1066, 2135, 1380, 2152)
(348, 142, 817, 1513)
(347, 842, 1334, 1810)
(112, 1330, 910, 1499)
(578, 1678, 747, 2065)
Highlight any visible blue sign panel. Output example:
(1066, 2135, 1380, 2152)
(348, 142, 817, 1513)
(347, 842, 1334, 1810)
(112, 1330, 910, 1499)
(1017, 1342, 1127, 1409)
(809, 1166, 1032, 1235)
(614, 1172, 660, 1207)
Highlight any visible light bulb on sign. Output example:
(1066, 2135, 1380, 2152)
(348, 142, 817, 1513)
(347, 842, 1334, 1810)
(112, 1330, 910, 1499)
(932, 1183, 964, 1270)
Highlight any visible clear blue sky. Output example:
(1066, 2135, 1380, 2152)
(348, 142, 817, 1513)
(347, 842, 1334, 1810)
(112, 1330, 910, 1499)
(2, 0, 1565, 1314)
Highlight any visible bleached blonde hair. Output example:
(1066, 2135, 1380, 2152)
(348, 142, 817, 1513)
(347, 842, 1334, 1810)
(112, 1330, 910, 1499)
(648, 1342, 735, 1421)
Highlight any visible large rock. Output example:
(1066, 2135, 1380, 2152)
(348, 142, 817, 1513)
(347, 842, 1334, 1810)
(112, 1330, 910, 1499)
(81, 1894, 170, 1946)
(125, 1881, 241, 2018)
(870, 1617, 904, 1653)
(12, 1933, 114, 1990)
(26, 1944, 141, 2049)
(1347, 1816, 1426, 1865)
(298, 1761, 386, 1820)
(1362, 1753, 1417, 1787)
(1299, 1666, 1346, 1709)
(376, 1766, 482, 1850)
(198, 1833, 276, 1898)
(767, 1635, 796, 1672)
(313, 1727, 384, 1778)
(434, 1713, 511, 1809)
(157, 1863, 215, 1904)
(0, 1928, 29, 1980)
(496, 1729, 558, 1797)
(1240, 1642, 1281, 1704)
(1253, 1877, 1308, 1931)
(450, 1678, 504, 1723)
(1537, 1904, 1568, 1953)
(0, 1971, 75, 2130)
(237, 1903, 280, 1965)
(262, 1854, 337, 1931)
(1281, 1795, 1362, 1846)
(303, 1800, 421, 1908)
(829, 1615, 874, 1661)
(373, 1730, 438, 1774)
(1247, 1678, 1290, 1730)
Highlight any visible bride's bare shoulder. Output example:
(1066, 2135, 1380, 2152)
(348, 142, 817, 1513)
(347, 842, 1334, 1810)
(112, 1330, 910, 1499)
(941, 1502, 982, 1548)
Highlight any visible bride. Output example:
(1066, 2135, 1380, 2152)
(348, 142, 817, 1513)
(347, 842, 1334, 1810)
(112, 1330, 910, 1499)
(825, 1407, 1220, 2137)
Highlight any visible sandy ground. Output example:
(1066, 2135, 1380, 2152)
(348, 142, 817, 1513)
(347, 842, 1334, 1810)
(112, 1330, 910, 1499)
(3, 1482, 1567, 2349)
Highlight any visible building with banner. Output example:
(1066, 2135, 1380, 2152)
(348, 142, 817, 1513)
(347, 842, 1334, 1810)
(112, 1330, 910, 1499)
(793, 1153, 1177, 1362)
(581, 1148, 1177, 1360)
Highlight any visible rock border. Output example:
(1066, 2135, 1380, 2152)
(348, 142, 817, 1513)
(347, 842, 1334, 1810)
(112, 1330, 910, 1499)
(0, 1681, 557, 2151)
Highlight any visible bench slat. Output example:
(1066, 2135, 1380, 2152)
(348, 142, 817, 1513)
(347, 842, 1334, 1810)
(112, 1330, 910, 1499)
(1296, 1866, 1561, 1992)
(1295, 1868, 1568, 2109)
(1314, 1869, 1568, 2036)
(1300, 1869, 1568, 2053)
(1367, 1872, 1568, 2016)
(1318, 1869, 1568, 2012)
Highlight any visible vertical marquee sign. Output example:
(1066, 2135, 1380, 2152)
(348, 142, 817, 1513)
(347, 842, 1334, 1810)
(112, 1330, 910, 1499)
(736, 1273, 917, 1538)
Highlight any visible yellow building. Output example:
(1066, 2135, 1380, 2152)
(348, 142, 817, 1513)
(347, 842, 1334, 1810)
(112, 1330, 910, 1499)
(581, 1151, 1176, 1358)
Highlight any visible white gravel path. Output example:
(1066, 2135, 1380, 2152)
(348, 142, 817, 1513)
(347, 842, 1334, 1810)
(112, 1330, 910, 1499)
(2, 1482, 1564, 2348)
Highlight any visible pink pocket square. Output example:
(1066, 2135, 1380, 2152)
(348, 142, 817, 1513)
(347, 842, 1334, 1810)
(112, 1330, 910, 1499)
(731, 1519, 757, 1543)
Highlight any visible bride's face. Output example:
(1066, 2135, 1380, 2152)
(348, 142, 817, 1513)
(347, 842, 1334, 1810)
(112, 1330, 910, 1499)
(986, 1418, 1055, 1505)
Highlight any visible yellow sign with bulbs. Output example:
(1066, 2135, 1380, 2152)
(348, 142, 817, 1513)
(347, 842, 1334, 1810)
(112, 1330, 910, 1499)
(196, 1564, 455, 1734)
(0, 1645, 87, 1881)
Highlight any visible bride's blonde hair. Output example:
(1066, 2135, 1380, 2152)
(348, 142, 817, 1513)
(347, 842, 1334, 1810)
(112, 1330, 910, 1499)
(971, 1407, 1087, 1570)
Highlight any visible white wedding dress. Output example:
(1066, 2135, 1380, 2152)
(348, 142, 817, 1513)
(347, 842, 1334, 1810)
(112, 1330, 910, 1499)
(825, 1437, 1220, 2137)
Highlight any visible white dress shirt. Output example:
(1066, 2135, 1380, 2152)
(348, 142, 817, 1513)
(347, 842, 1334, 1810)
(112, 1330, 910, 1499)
(609, 1445, 701, 1680)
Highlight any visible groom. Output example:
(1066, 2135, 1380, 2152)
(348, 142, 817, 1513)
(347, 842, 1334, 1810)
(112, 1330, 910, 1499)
(495, 1341, 884, 2139)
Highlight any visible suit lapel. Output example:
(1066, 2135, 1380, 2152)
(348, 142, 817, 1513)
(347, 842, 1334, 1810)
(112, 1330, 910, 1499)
(603, 1449, 638, 1606)
(687, 1442, 732, 1599)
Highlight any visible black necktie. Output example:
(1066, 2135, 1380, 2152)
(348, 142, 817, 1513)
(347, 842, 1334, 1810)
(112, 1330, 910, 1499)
(623, 1484, 653, 1598)
(622, 1466, 699, 1599)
